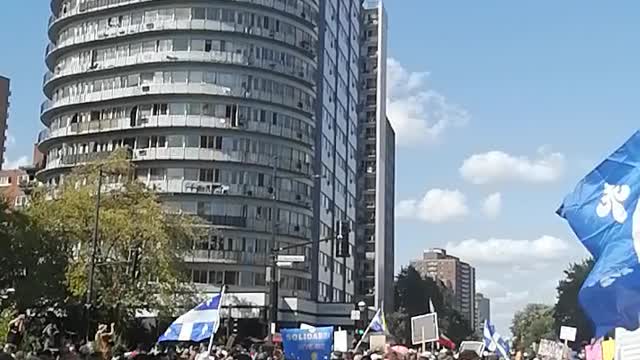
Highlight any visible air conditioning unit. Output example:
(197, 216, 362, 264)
(137, 149, 147, 157)
(146, 23, 154, 29)
(142, 85, 150, 92)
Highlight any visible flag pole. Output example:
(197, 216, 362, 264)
(354, 309, 378, 352)
(208, 285, 226, 354)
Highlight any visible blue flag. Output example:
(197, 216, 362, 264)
(483, 320, 510, 360)
(370, 309, 387, 333)
(158, 294, 223, 343)
(281, 326, 334, 360)
(558, 130, 640, 337)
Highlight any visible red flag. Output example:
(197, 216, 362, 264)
(438, 334, 456, 350)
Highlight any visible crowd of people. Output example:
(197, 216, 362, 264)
(0, 313, 486, 360)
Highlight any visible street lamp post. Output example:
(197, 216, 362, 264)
(86, 167, 103, 336)
(266, 156, 326, 343)
(267, 157, 278, 343)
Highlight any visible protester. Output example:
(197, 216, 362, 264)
(6, 314, 26, 351)
(94, 323, 116, 360)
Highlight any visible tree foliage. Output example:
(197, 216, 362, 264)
(393, 266, 474, 345)
(0, 200, 68, 310)
(511, 303, 555, 351)
(553, 259, 594, 344)
(26, 149, 201, 323)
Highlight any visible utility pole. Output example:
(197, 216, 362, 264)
(86, 166, 103, 337)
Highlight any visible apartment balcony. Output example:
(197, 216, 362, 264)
(39, 115, 314, 147)
(193, 215, 312, 239)
(41, 82, 315, 118)
(186, 250, 269, 265)
(143, 179, 312, 207)
(44, 148, 313, 177)
(49, 0, 318, 33)
(43, 50, 316, 91)
(46, 17, 317, 67)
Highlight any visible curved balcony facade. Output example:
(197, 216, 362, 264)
(42, 0, 319, 296)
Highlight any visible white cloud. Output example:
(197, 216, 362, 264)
(445, 235, 570, 265)
(5, 133, 15, 148)
(396, 188, 469, 223)
(459, 146, 565, 185)
(482, 192, 502, 219)
(4, 155, 29, 170)
(386, 58, 470, 146)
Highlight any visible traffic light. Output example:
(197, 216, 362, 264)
(336, 220, 350, 258)
(232, 318, 239, 334)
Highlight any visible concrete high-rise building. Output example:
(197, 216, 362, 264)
(411, 249, 477, 329)
(475, 292, 490, 335)
(40, 0, 366, 329)
(0, 76, 10, 169)
(356, 0, 395, 313)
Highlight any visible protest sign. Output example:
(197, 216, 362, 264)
(281, 326, 334, 360)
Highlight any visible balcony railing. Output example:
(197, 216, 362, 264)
(45, 148, 313, 178)
(41, 82, 315, 116)
(47, 17, 317, 62)
(186, 250, 269, 265)
(39, 115, 314, 147)
(50, 0, 318, 30)
(144, 179, 312, 206)
(60, 150, 114, 165)
(43, 49, 316, 89)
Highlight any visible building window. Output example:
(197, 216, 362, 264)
(0, 176, 11, 186)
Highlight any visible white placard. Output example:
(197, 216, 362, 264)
(559, 326, 577, 342)
(410, 313, 439, 345)
(459, 342, 485, 356)
(334, 330, 349, 352)
(350, 310, 361, 320)
(370, 334, 386, 352)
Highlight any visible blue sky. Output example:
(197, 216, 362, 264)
(2, 1, 640, 333)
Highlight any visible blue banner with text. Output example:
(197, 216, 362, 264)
(281, 326, 334, 360)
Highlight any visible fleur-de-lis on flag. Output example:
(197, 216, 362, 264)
(596, 183, 631, 223)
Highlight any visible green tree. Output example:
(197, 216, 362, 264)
(387, 311, 411, 344)
(395, 266, 444, 317)
(0, 200, 68, 310)
(553, 259, 594, 344)
(26, 149, 200, 325)
(393, 266, 473, 345)
(511, 303, 556, 351)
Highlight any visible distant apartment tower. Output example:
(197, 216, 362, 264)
(0, 76, 9, 169)
(356, 0, 395, 313)
(41, 0, 363, 328)
(475, 293, 490, 334)
(411, 249, 476, 329)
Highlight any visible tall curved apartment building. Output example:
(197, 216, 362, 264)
(39, 0, 391, 332)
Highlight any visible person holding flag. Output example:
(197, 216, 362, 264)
(354, 307, 387, 351)
(158, 286, 226, 352)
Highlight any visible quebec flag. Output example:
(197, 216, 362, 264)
(558, 131, 640, 337)
(370, 309, 387, 333)
(483, 320, 509, 360)
(158, 294, 223, 343)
